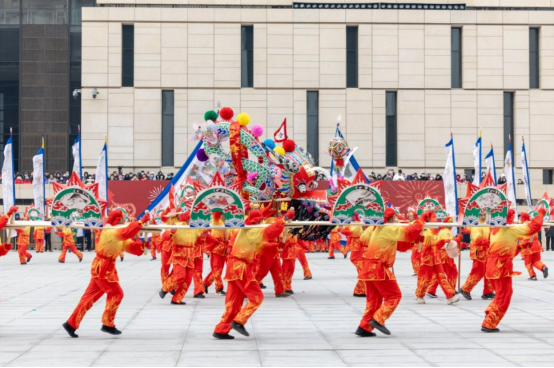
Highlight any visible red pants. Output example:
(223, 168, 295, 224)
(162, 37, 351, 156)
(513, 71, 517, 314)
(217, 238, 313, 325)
(203, 253, 225, 291)
(193, 257, 204, 295)
(282, 258, 295, 291)
(255, 254, 285, 296)
(150, 242, 158, 258)
(59, 243, 83, 262)
(524, 252, 547, 278)
(482, 276, 513, 329)
(67, 278, 124, 329)
(462, 259, 493, 295)
(214, 278, 264, 334)
(18, 245, 31, 264)
(427, 260, 458, 296)
(328, 242, 346, 258)
(351, 260, 366, 295)
(163, 263, 194, 303)
(36, 239, 44, 253)
(295, 249, 312, 278)
(411, 249, 420, 274)
(358, 274, 402, 332)
(416, 264, 455, 299)
(160, 249, 172, 285)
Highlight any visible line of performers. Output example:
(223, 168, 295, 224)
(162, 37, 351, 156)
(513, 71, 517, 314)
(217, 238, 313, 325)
(0, 204, 549, 339)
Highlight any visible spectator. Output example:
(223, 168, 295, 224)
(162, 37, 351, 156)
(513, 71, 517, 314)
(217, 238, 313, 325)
(393, 169, 405, 181)
(498, 174, 506, 184)
(517, 179, 524, 185)
(435, 174, 443, 181)
(84, 228, 93, 251)
(44, 224, 52, 252)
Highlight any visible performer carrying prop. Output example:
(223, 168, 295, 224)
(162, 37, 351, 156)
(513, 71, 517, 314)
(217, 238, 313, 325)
(62, 210, 149, 338)
(56, 227, 83, 263)
(519, 212, 548, 281)
(481, 208, 544, 332)
(0, 206, 18, 258)
(213, 208, 294, 340)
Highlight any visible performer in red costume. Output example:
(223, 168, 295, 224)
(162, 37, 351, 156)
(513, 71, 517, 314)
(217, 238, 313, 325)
(406, 211, 421, 276)
(519, 212, 548, 281)
(425, 217, 459, 298)
(14, 217, 32, 265)
(160, 230, 173, 285)
(295, 239, 312, 280)
(328, 227, 347, 259)
(33, 227, 45, 253)
(213, 209, 292, 339)
(281, 232, 297, 294)
(355, 208, 428, 337)
(56, 227, 83, 263)
(62, 210, 149, 338)
(481, 208, 544, 332)
(203, 212, 228, 295)
(340, 214, 365, 296)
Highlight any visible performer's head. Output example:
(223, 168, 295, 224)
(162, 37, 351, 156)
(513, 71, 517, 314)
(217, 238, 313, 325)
(107, 209, 125, 225)
(443, 216, 453, 223)
(520, 212, 530, 223)
(180, 211, 191, 224)
(407, 211, 417, 221)
(507, 209, 516, 224)
(384, 208, 397, 223)
(479, 208, 487, 223)
(213, 211, 222, 221)
(262, 205, 276, 220)
(352, 211, 361, 222)
(245, 210, 264, 225)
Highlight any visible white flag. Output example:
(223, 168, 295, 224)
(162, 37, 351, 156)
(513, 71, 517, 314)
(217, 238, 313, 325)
(95, 143, 108, 202)
(2, 136, 15, 211)
(504, 141, 517, 215)
(472, 136, 482, 186)
(485, 147, 496, 184)
(72, 134, 81, 180)
(32, 147, 45, 219)
(443, 136, 458, 224)
(521, 139, 532, 207)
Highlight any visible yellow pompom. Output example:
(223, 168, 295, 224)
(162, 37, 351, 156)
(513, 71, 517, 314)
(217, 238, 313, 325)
(274, 146, 285, 156)
(237, 112, 250, 126)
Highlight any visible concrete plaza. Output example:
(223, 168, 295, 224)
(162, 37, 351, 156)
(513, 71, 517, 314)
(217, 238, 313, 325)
(0, 249, 553, 367)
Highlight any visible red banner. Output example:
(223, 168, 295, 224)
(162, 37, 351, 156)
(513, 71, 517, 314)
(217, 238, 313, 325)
(108, 181, 170, 218)
(380, 181, 445, 214)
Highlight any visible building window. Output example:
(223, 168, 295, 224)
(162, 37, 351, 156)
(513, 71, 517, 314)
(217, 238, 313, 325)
(530, 28, 539, 89)
(386, 91, 397, 167)
(451, 27, 462, 89)
(503, 92, 514, 157)
(162, 91, 174, 167)
(306, 91, 319, 163)
(22, 0, 68, 25)
(241, 25, 253, 88)
(346, 26, 358, 88)
(0, 0, 20, 25)
(122, 24, 134, 87)
(543, 169, 553, 185)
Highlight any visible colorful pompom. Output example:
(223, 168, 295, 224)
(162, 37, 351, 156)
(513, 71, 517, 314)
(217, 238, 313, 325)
(219, 107, 234, 121)
(274, 146, 285, 156)
(251, 124, 264, 138)
(263, 139, 276, 150)
(204, 110, 218, 122)
(196, 148, 209, 162)
(282, 139, 296, 153)
(237, 112, 250, 126)
(247, 172, 258, 181)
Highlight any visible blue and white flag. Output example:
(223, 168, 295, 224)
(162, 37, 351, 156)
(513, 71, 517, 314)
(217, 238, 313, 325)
(472, 133, 482, 185)
(95, 141, 108, 202)
(72, 133, 82, 180)
(504, 140, 517, 215)
(329, 126, 367, 186)
(2, 134, 16, 212)
(443, 135, 459, 226)
(485, 145, 496, 185)
(140, 140, 203, 218)
(32, 140, 45, 219)
(521, 137, 532, 207)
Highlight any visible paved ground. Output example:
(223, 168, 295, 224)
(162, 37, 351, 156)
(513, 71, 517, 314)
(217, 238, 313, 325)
(1, 248, 554, 367)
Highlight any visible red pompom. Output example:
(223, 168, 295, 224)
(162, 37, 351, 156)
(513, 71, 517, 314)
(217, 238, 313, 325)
(219, 107, 234, 121)
(282, 139, 296, 153)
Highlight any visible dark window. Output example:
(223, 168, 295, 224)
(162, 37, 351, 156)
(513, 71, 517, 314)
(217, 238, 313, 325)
(69, 25, 82, 167)
(241, 25, 253, 88)
(0, 0, 20, 25)
(0, 27, 20, 170)
(306, 91, 318, 163)
(503, 92, 514, 157)
(451, 27, 462, 88)
(543, 169, 553, 185)
(70, 0, 96, 26)
(162, 91, 174, 167)
(122, 24, 134, 87)
(346, 26, 358, 88)
(386, 91, 397, 167)
(22, 0, 68, 24)
(530, 28, 539, 89)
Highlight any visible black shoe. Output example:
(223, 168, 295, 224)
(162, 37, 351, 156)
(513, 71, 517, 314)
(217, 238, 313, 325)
(213, 332, 234, 339)
(231, 321, 249, 336)
(353, 293, 366, 297)
(304, 276, 312, 280)
(369, 319, 390, 335)
(79, 257, 83, 263)
(529, 276, 537, 281)
(151, 258, 157, 261)
(170, 290, 176, 295)
(20, 262, 27, 265)
(412, 273, 417, 276)
(259, 284, 267, 289)
(344, 253, 348, 259)
(285, 290, 294, 294)
(481, 326, 500, 333)
(101, 325, 122, 335)
(460, 288, 472, 300)
(355, 327, 376, 337)
(193, 293, 205, 299)
(27, 255, 32, 263)
(481, 293, 495, 300)
(426, 292, 438, 299)
(204, 284, 209, 294)
(543, 266, 549, 279)
(171, 301, 186, 305)
(58, 260, 64, 263)
(159, 289, 168, 299)
(62, 322, 78, 338)
(328, 256, 335, 259)
(120, 257, 124, 261)
(216, 289, 226, 296)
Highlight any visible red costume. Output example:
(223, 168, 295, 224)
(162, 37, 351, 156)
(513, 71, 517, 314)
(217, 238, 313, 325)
(328, 227, 346, 258)
(281, 233, 297, 292)
(481, 209, 544, 332)
(295, 240, 312, 279)
(342, 224, 366, 296)
(519, 213, 548, 280)
(460, 225, 493, 298)
(254, 215, 287, 297)
(203, 214, 227, 294)
(34, 227, 45, 253)
(63, 210, 148, 337)
(56, 227, 83, 263)
(160, 230, 173, 284)
(15, 226, 32, 264)
(426, 226, 459, 297)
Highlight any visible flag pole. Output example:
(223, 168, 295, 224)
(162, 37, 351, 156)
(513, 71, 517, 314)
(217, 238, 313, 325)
(42, 136, 45, 219)
(79, 125, 82, 180)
